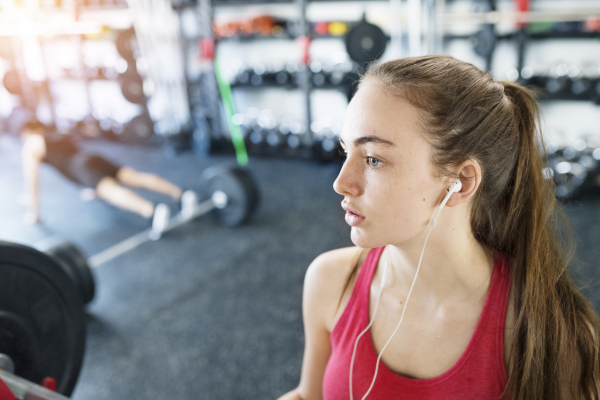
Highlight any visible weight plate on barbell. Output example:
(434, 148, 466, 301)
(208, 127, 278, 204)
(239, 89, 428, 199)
(123, 113, 155, 144)
(115, 28, 137, 62)
(471, 25, 496, 58)
(36, 239, 95, 305)
(0, 241, 86, 397)
(120, 72, 146, 105)
(201, 166, 259, 227)
(345, 21, 387, 65)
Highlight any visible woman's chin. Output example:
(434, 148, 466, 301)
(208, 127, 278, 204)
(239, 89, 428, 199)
(350, 226, 396, 249)
(350, 228, 378, 249)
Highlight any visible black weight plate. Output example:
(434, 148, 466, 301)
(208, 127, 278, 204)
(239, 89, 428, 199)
(115, 28, 137, 62)
(345, 22, 387, 64)
(38, 240, 95, 305)
(202, 166, 259, 227)
(0, 241, 86, 396)
(471, 25, 496, 58)
(123, 113, 155, 144)
(120, 73, 146, 105)
(3, 70, 22, 96)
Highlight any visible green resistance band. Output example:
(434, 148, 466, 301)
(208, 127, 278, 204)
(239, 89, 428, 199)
(214, 58, 249, 166)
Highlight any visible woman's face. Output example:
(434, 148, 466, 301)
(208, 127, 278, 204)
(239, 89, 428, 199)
(334, 79, 446, 249)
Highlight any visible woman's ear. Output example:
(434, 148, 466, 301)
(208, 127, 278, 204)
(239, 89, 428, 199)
(444, 160, 482, 208)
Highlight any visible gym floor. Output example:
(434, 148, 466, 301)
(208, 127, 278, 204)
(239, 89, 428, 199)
(1, 135, 599, 400)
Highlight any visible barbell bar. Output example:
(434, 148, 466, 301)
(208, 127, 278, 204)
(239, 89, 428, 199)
(87, 193, 221, 268)
(35, 165, 259, 305)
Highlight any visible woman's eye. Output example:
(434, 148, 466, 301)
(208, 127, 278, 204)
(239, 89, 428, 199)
(367, 157, 381, 167)
(338, 149, 347, 157)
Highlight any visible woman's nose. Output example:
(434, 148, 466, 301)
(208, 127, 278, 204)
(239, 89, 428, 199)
(333, 159, 361, 197)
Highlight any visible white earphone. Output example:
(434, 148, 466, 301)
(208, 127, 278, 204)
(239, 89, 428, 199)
(439, 179, 463, 210)
(349, 178, 462, 400)
(431, 179, 462, 227)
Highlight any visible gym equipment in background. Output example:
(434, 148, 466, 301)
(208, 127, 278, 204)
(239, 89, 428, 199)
(28, 166, 258, 307)
(0, 241, 87, 397)
(344, 16, 387, 66)
(0, 166, 258, 398)
(545, 135, 600, 199)
(0, 368, 71, 400)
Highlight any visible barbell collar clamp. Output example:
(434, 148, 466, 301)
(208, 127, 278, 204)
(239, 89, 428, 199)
(211, 190, 228, 209)
(0, 369, 70, 400)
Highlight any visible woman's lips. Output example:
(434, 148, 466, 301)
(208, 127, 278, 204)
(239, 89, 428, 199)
(342, 203, 365, 226)
(345, 211, 365, 226)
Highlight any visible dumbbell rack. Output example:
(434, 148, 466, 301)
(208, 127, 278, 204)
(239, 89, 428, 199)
(440, 0, 600, 199)
(508, 7, 600, 199)
(178, 0, 388, 161)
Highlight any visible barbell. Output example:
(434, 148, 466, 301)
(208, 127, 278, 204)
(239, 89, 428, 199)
(0, 241, 86, 397)
(39, 165, 257, 306)
(0, 166, 258, 398)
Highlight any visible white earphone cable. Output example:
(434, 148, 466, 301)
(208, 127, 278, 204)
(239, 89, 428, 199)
(350, 207, 442, 400)
(349, 246, 390, 400)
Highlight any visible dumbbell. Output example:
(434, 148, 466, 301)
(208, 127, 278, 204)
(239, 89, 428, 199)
(569, 66, 595, 100)
(519, 65, 547, 88)
(310, 61, 327, 87)
(250, 64, 267, 86)
(310, 118, 342, 162)
(233, 66, 251, 86)
(259, 115, 282, 148)
(547, 152, 587, 199)
(546, 136, 600, 199)
(272, 62, 291, 85)
(545, 63, 570, 98)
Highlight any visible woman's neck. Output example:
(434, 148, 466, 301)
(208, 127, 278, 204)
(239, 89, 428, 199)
(385, 206, 494, 303)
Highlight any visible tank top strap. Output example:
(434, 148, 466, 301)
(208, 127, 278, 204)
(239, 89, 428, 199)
(353, 246, 385, 301)
(331, 247, 385, 342)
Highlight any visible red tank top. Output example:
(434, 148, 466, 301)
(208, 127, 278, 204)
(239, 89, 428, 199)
(322, 247, 510, 400)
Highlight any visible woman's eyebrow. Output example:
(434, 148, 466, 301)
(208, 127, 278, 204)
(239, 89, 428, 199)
(339, 135, 397, 148)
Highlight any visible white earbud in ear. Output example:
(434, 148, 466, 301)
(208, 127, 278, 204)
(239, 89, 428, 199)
(439, 179, 462, 210)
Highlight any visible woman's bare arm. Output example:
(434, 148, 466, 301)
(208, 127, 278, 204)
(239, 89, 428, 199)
(21, 135, 45, 223)
(278, 248, 362, 400)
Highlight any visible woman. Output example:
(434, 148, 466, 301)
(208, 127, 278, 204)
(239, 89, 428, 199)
(278, 55, 600, 400)
(21, 120, 183, 225)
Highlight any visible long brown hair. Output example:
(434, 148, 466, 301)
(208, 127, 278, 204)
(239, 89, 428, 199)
(353, 55, 600, 399)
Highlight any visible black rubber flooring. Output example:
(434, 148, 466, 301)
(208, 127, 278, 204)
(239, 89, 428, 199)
(0, 134, 599, 399)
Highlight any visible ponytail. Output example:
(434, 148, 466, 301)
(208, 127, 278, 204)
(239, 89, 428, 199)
(500, 81, 600, 400)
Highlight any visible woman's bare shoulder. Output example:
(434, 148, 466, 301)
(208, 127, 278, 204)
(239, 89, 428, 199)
(304, 247, 369, 332)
